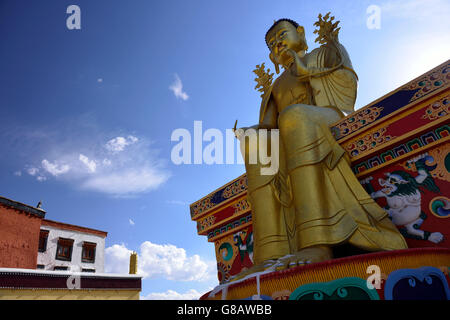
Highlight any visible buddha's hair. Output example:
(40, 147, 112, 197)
(265, 18, 300, 47)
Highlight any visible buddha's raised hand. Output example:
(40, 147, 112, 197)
(285, 48, 309, 77)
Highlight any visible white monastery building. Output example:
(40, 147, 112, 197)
(37, 219, 107, 273)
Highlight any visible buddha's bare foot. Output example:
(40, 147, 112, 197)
(277, 245, 333, 270)
(229, 260, 278, 282)
(228, 246, 332, 282)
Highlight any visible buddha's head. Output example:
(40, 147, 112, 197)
(265, 19, 308, 72)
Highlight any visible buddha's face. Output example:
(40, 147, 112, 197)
(266, 21, 305, 66)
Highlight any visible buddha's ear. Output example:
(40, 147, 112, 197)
(269, 52, 280, 74)
(296, 26, 308, 51)
(296, 26, 305, 36)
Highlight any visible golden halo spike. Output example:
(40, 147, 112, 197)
(233, 119, 238, 133)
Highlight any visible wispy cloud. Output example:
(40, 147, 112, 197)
(22, 132, 169, 196)
(105, 135, 138, 153)
(129, 218, 135, 226)
(41, 159, 70, 176)
(26, 166, 47, 182)
(79, 154, 96, 173)
(81, 166, 169, 195)
(27, 167, 39, 176)
(169, 74, 189, 101)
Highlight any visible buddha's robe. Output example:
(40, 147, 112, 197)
(242, 43, 407, 264)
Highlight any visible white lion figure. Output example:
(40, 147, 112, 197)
(362, 156, 443, 244)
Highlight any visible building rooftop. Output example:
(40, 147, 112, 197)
(0, 195, 46, 218)
(41, 219, 108, 238)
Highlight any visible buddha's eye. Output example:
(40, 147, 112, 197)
(279, 31, 287, 37)
(269, 41, 275, 47)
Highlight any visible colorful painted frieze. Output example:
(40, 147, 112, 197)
(331, 60, 449, 140)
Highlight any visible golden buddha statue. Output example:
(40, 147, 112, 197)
(235, 14, 407, 276)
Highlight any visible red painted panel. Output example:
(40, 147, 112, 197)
(0, 204, 42, 269)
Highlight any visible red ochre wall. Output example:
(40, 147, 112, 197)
(0, 204, 42, 269)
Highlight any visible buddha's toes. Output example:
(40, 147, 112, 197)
(277, 246, 333, 270)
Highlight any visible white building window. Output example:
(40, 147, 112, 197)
(81, 242, 96, 263)
(55, 238, 74, 261)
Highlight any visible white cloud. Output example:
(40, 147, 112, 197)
(27, 167, 39, 176)
(97, 78, 103, 83)
(105, 136, 139, 153)
(139, 241, 214, 281)
(129, 218, 135, 226)
(26, 166, 47, 181)
(105, 242, 216, 282)
(169, 74, 189, 101)
(79, 154, 97, 173)
(81, 166, 169, 195)
(141, 289, 203, 300)
(41, 159, 70, 176)
(14, 171, 22, 176)
(104, 244, 133, 274)
(102, 158, 112, 166)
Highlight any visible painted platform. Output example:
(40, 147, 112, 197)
(201, 248, 450, 300)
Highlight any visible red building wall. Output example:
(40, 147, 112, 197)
(0, 204, 42, 269)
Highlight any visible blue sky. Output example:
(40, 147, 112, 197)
(0, 0, 449, 299)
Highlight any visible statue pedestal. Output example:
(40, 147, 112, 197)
(201, 248, 450, 300)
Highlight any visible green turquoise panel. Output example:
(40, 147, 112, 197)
(289, 277, 380, 301)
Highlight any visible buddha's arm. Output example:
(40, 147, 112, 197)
(323, 44, 340, 68)
(258, 97, 278, 130)
(286, 47, 341, 78)
(287, 45, 346, 81)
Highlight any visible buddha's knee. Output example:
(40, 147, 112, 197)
(241, 128, 278, 165)
(278, 104, 313, 131)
